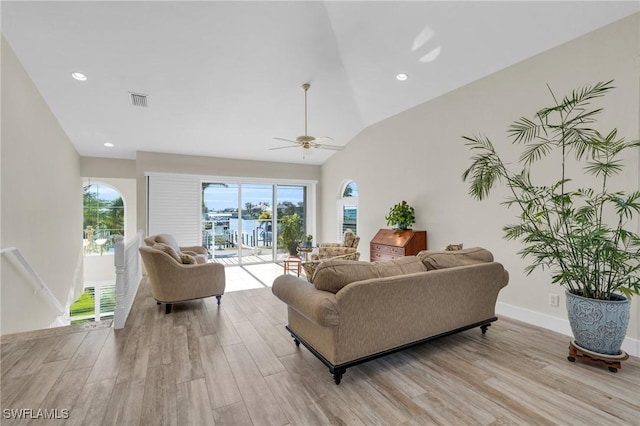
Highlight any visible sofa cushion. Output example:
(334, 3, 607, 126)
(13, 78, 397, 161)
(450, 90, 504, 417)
(418, 247, 493, 270)
(153, 242, 182, 263)
(313, 257, 428, 293)
(375, 256, 428, 276)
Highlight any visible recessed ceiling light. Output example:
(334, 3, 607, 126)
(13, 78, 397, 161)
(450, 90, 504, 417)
(71, 72, 87, 81)
(104, 142, 114, 148)
(396, 73, 408, 81)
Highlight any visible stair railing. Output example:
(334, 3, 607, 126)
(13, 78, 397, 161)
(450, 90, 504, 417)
(0, 247, 68, 325)
(113, 230, 144, 329)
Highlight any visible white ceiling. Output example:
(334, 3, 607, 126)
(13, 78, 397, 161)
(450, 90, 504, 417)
(2, 1, 638, 165)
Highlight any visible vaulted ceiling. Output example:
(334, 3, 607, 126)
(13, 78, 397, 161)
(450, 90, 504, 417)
(2, 1, 638, 165)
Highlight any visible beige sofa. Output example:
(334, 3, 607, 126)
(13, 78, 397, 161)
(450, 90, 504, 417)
(272, 247, 508, 384)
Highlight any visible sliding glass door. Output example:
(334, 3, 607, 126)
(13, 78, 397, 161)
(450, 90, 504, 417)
(276, 185, 306, 261)
(240, 183, 274, 264)
(202, 181, 307, 264)
(202, 183, 239, 261)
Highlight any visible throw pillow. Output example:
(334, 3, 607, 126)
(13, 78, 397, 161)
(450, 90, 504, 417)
(445, 243, 463, 251)
(152, 242, 181, 263)
(179, 252, 196, 264)
(343, 230, 356, 248)
(418, 247, 493, 270)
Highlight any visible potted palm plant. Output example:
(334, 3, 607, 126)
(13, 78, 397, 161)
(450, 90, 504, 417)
(279, 213, 305, 256)
(462, 80, 640, 356)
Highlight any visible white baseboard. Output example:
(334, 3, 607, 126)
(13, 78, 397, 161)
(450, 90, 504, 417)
(496, 302, 639, 358)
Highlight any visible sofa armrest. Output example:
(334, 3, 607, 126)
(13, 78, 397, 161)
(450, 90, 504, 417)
(272, 275, 340, 327)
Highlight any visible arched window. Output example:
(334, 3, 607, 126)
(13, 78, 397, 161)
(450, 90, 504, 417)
(83, 183, 124, 255)
(338, 180, 358, 240)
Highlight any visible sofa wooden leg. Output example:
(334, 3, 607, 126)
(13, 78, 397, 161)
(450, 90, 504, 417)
(481, 323, 491, 334)
(165, 303, 172, 314)
(216, 295, 222, 305)
(292, 336, 300, 347)
(332, 368, 346, 385)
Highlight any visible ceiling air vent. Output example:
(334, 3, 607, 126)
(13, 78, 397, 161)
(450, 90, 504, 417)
(129, 92, 148, 107)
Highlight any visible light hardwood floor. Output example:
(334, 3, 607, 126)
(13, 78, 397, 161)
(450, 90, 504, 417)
(2, 264, 639, 425)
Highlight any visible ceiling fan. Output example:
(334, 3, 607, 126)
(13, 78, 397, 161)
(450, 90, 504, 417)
(270, 83, 344, 158)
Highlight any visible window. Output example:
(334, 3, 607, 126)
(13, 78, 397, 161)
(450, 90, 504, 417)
(338, 181, 358, 239)
(83, 183, 124, 255)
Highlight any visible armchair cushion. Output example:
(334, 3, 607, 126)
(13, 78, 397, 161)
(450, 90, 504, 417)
(145, 234, 208, 264)
(153, 242, 181, 263)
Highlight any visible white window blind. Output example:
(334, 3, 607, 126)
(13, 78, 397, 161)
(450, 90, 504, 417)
(147, 174, 201, 246)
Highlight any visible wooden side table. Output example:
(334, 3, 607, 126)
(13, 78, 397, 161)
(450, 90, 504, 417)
(283, 256, 302, 276)
(297, 246, 316, 261)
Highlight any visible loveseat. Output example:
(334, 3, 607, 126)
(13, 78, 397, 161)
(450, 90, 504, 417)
(272, 247, 509, 384)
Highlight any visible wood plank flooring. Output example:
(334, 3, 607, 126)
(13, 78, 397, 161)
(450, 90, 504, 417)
(2, 264, 639, 425)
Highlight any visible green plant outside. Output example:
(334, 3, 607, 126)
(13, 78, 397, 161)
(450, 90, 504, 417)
(462, 81, 640, 300)
(385, 201, 416, 230)
(70, 286, 116, 324)
(278, 213, 305, 253)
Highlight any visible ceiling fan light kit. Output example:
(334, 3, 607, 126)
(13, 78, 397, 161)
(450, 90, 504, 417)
(270, 83, 344, 158)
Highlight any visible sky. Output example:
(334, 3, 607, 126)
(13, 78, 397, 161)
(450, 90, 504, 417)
(203, 183, 304, 212)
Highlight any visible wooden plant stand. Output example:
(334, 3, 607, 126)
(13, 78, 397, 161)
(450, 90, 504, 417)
(567, 340, 629, 372)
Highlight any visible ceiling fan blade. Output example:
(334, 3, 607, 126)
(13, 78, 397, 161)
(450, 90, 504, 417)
(314, 136, 334, 142)
(273, 137, 300, 144)
(269, 145, 298, 151)
(316, 144, 344, 151)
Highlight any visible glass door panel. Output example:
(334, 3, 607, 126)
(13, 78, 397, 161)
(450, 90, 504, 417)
(240, 183, 274, 264)
(202, 183, 239, 262)
(276, 185, 306, 261)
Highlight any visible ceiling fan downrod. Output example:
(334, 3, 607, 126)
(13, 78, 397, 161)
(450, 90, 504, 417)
(302, 83, 310, 137)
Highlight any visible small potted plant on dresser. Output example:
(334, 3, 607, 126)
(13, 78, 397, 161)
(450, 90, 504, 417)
(370, 201, 427, 262)
(462, 81, 639, 370)
(385, 200, 415, 230)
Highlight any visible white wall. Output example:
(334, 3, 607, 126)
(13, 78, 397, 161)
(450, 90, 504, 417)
(1, 36, 83, 334)
(320, 15, 640, 352)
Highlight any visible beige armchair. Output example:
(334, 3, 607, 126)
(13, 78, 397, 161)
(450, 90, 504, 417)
(303, 230, 361, 282)
(139, 245, 225, 314)
(310, 229, 360, 261)
(302, 251, 360, 283)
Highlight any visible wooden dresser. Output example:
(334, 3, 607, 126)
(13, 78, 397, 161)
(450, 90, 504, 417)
(370, 229, 427, 262)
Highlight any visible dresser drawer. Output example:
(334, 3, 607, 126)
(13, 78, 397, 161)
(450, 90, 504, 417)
(370, 244, 405, 256)
(370, 251, 399, 261)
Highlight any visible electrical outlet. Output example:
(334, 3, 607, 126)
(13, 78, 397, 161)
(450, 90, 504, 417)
(549, 293, 560, 307)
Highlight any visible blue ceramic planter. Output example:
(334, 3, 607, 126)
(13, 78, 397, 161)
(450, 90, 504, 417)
(566, 291, 630, 355)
